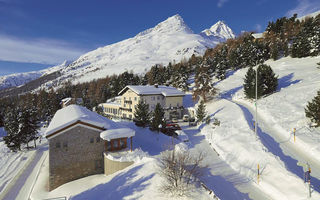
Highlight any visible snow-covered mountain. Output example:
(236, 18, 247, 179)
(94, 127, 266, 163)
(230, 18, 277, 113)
(0, 61, 70, 91)
(200, 21, 235, 42)
(0, 14, 235, 91)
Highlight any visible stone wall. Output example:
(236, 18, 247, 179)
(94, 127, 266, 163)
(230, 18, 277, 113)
(104, 153, 134, 176)
(48, 125, 105, 191)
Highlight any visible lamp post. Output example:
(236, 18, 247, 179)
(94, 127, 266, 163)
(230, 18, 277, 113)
(255, 66, 258, 136)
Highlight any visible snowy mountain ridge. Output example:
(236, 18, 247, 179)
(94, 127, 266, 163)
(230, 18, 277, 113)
(0, 14, 235, 91)
(200, 20, 236, 42)
(0, 61, 70, 91)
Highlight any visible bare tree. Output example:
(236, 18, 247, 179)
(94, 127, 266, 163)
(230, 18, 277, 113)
(158, 150, 205, 196)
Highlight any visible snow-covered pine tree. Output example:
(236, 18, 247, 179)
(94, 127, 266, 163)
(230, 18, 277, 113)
(259, 64, 278, 95)
(193, 60, 217, 102)
(305, 90, 320, 127)
(196, 100, 207, 123)
(243, 66, 256, 99)
(150, 103, 165, 131)
(3, 106, 21, 151)
(18, 107, 39, 149)
(243, 64, 278, 99)
(292, 17, 314, 58)
(134, 100, 151, 127)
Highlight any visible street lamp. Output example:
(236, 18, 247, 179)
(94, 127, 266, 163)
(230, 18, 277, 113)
(255, 66, 258, 136)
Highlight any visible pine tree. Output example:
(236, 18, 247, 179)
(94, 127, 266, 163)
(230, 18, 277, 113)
(3, 106, 21, 151)
(305, 90, 320, 127)
(196, 100, 207, 123)
(134, 100, 151, 127)
(151, 103, 165, 131)
(193, 61, 218, 102)
(18, 107, 39, 148)
(243, 66, 256, 99)
(243, 64, 278, 99)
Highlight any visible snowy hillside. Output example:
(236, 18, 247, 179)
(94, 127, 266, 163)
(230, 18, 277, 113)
(0, 61, 70, 90)
(200, 55, 320, 199)
(200, 20, 236, 42)
(0, 14, 234, 91)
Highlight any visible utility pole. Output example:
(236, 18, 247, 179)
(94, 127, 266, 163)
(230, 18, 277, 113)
(255, 66, 258, 136)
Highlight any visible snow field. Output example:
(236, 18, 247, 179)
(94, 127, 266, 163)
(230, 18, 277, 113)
(202, 99, 320, 199)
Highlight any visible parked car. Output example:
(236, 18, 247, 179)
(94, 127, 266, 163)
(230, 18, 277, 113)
(189, 118, 197, 126)
(172, 118, 178, 123)
(175, 130, 189, 143)
(182, 115, 189, 122)
(166, 123, 181, 130)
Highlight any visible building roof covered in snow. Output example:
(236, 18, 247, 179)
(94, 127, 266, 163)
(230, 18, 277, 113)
(100, 128, 135, 141)
(118, 85, 185, 97)
(46, 104, 120, 138)
(252, 33, 264, 39)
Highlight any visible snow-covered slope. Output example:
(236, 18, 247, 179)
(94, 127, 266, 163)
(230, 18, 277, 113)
(200, 21, 236, 42)
(59, 14, 231, 84)
(0, 61, 70, 90)
(0, 14, 234, 91)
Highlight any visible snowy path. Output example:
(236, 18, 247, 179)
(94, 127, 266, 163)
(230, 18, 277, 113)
(234, 99, 320, 193)
(2, 144, 48, 200)
(182, 123, 269, 200)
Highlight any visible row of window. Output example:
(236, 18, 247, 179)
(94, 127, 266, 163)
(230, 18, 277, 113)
(105, 138, 127, 151)
(124, 97, 138, 101)
(55, 136, 101, 149)
(104, 107, 121, 115)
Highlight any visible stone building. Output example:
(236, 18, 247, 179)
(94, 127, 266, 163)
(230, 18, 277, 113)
(99, 85, 185, 120)
(45, 105, 134, 191)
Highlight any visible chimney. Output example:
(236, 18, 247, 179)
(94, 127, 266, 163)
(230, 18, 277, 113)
(154, 84, 159, 88)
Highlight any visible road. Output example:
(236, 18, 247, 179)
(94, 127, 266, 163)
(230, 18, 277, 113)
(233, 99, 320, 194)
(2, 144, 48, 200)
(181, 122, 272, 200)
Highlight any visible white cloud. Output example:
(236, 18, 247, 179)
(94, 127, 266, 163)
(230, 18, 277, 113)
(287, 0, 320, 17)
(217, 0, 228, 8)
(254, 24, 262, 32)
(0, 34, 86, 65)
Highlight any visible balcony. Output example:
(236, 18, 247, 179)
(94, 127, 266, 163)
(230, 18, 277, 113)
(124, 100, 132, 104)
(120, 107, 132, 112)
(164, 106, 184, 111)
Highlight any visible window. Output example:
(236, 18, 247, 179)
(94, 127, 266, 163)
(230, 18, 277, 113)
(95, 160, 103, 170)
(123, 114, 127, 118)
(113, 140, 119, 149)
(134, 97, 137, 101)
(177, 103, 179, 107)
(120, 138, 127, 149)
(63, 141, 68, 148)
(96, 137, 100, 143)
(157, 96, 160, 100)
(90, 137, 94, 143)
(129, 97, 131, 100)
(124, 97, 126, 100)
(106, 141, 112, 151)
(162, 96, 164, 100)
(129, 114, 132, 119)
(55, 142, 61, 148)
(151, 104, 155, 109)
(151, 97, 155, 101)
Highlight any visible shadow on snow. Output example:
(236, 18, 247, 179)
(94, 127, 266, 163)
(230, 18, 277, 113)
(71, 164, 154, 200)
(236, 103, 320, 194)
(277, 73, 301, 91)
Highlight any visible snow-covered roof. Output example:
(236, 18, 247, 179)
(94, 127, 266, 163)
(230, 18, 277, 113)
(46, 105, 119, 138)
(119, 85, 185, 97)
(252, 33, 264, 39)
(100, 128, 135, 141)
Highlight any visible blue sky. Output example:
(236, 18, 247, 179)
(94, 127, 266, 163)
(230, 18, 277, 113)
(0, 0, 319, 76)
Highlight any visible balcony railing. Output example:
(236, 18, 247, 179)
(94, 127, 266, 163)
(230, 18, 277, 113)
(164, 106, 184, 111)
(120, 107, 132, 112)
(124, 100, 132, 104)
